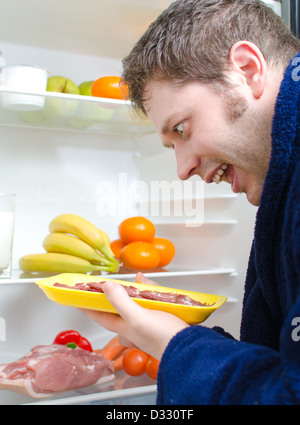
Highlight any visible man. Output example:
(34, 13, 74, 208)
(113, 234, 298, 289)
(83, 0, 300, 404)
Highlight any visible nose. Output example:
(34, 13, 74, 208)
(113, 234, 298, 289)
(175, 145, 200, 181)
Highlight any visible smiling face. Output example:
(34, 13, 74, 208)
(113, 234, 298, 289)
(144, 77, 273, 206)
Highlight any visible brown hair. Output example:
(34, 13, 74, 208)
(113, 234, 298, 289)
(122, 0, 300, 115)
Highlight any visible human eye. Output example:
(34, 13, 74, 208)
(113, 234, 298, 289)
(174, 122, 184, 136)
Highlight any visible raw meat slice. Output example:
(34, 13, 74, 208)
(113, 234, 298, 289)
(0, 344, 114, 398)
(140, 290, 179, 303)
(84, 281, 142, 298)
(53, 281, 214, 307)
(140, 290, 197, 305)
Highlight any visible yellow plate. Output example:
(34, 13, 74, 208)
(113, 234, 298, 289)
(35, 273, 227, 325)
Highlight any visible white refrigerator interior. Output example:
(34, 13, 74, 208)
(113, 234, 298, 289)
(0, 0, 265, 405)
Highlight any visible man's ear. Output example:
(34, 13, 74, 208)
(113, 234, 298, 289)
(228, 41, 267, 99)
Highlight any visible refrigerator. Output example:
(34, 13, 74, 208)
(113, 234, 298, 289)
(0, 0, 291, 405)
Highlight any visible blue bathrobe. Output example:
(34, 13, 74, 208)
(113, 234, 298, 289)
(156, 54, 300, 405)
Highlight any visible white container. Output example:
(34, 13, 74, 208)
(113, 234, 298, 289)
(0, 65, 48, 111)
(0, 194, 15, 279)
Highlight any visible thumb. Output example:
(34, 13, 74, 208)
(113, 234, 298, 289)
(103, 280, 143, 323)
(135, 272, 159, 286)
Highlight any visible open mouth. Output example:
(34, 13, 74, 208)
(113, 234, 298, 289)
(211, 164, 228, 184)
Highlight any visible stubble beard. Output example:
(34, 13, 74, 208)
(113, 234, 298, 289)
(223, 90, 272, 206)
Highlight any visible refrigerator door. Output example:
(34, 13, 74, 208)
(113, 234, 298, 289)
(261, 0, 282, 15)
(282, 0, 300, 37)
(0, 0, 280, 405)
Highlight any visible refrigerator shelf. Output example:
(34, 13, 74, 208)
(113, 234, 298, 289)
(25, 383, 157, 406)
(0, 369, 157, 405)
(154, 220, 238, 240)
(0, 267, 236, 285)
(0, 87, 155, 136)
(154, 219, 238, 227)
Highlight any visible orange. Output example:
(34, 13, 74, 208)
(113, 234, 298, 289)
(120, 241, 160, 271)
(118, 216, 156, 245)
(152, 237, 176, 268)
(122, 348, 149, 376)
(145, 356, 160, 380)
(91, 76, 128, 100)
(110, 239, 126, 259)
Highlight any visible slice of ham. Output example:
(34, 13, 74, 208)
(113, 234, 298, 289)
(53, 281, 214, 307)
(0, 344, 114, 398)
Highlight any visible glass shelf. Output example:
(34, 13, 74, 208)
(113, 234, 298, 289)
(0, 87, 155, 136)
(0, 267, 236, 285)
(153, 220, 238, 240)
(0, 369, 157, 406)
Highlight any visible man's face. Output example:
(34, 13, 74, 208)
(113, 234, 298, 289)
(144, 79, 272, 206)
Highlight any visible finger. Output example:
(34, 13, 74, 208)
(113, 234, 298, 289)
(103, 280, 145, 324)
(135, 272, 159, 286)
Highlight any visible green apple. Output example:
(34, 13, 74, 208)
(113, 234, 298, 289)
(47, 76, 80, 95)
(79, 81, 94, 96)
(46, 76, 80, 117)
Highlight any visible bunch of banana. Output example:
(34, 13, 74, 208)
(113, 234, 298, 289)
(19, 253, 115, 274)
(19, 213, 120, 274)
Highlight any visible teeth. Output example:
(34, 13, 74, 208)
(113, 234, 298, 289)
(212, 164, 228, 184)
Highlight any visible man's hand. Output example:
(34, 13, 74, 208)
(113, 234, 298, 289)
(80, 274, 189, 360)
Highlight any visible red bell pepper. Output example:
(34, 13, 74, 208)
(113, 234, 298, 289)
(53, 330, 93, 352)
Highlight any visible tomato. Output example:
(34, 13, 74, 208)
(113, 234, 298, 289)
(120, 241, 160, 271)
(145, 356, 160, 380)
(91, 76, 128, 100)
(122, 348, 149, 376)
(110, 239, 126, 259)
(118, 216, 156, 245)
(152, 237, 176, 268)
